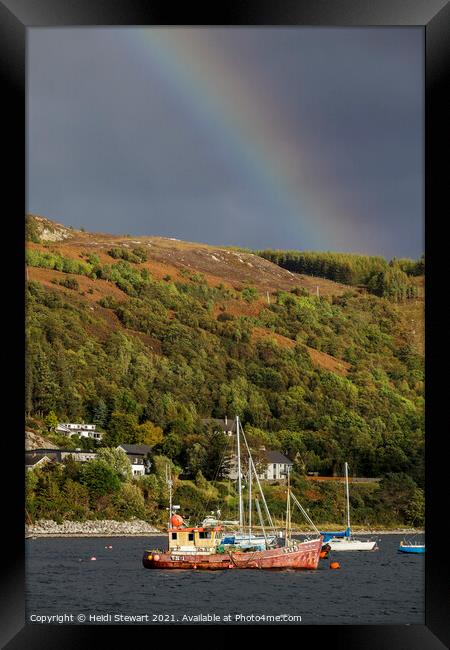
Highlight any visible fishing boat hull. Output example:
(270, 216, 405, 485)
(229, 538, 323, 570)
(142, 550, 232, 570)
(326, 538, 377, 551)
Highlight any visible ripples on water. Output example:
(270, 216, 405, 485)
(26, 534, 424, 624)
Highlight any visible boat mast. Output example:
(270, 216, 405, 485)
(236, 415, 244, 531)
(345, 462, 351, 538)
(248, 451, 252, 541)
(239, 419, 276, 533)
(285, 466, 291, 546)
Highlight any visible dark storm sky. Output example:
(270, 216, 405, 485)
(27, 28, 424, 259)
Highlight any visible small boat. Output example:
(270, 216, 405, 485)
(321, 463, 377, 551)
(398, 541, 425, 554)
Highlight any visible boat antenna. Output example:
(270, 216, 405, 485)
(166, 463, 173, 531)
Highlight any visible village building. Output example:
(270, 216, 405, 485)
(25, 453, 53, 470)
(200, 418, 294, 482)
(55, 422, 103, 441)
(259, 450, 294, 480)
(227, 448, 294, 482)
(27, 448, 98, 464)
(116, 444, 153, 476)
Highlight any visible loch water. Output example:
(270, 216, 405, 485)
(26, 534, 424, 625)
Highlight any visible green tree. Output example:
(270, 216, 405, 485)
(134, 421, 164, 447)
(44, 410, 59, 432)
(80, 460, 121, 500)
(116, 482, 146, 519)
(405, 487, 425, 526)
(103, 412, 138, 446)
(96, 447, 132, 481)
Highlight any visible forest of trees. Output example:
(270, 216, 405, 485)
(257, 250, 424, 301)
(25, 237, 425, 527)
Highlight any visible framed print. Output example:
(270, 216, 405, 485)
(2, 0, 449, 647)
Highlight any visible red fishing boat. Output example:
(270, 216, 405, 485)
(142, 416, 323, 571)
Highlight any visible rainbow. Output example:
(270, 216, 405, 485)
(127, 29, 366, 252)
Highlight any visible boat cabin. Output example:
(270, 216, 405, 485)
(168, 526, 222, 552)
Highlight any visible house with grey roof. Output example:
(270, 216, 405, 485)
(116, 444, 153, 476)
(262, 450, 294, 480)
(28, 448, 98, 464)
(25, 452, 53, 470)
(228, 448, 294, 482)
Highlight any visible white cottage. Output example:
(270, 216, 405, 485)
(56, 423, 103, 441)
(228, 449, 293, 481)
(116, 444, 153, 477)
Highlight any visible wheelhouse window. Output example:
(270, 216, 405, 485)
(199, 531, 211, 539)
(188, 533, 194, 541)
(171, 532, 177, 540)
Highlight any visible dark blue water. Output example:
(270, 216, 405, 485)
(26, 534, 424, 625)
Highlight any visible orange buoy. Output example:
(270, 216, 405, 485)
(171, 514, 183, 528)
(330, 561, 340, 569)
(90, 556, 97, 561)
(153, 554, 160, 561)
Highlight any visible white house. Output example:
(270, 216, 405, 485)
(56, 423, 103, 441)
(228, 449, 293, 481)
(116, 444, 153, 477)
(260, 450, 294, 480)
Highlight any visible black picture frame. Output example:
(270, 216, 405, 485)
(2, 1, 449, 647)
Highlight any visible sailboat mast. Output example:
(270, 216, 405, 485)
(285, 466, 291, 546)
(239, 419, 276, 532)
(345, 462, 351, 537)
(248, 452, 252, 539)
(236, 416, 244, 531)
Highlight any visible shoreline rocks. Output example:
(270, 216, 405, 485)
(26, 519, 424, 538)
(26, 518, 161, 537)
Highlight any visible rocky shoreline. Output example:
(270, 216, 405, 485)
(25, 519, 424, 538)
(26, 519, 162, 537)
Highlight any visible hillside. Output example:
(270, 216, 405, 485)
(26, 215, 351, 296)
(25, 215, 425, 528)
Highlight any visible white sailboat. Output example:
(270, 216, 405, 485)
(325, 463, 377, 551)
